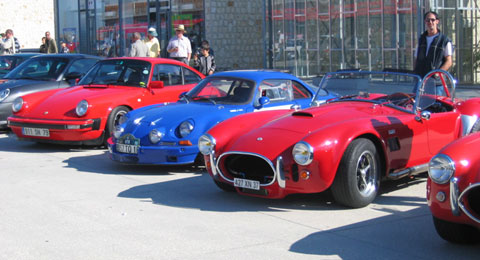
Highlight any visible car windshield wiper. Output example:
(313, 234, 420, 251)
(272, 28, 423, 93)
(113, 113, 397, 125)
(192, 96, 216, 105)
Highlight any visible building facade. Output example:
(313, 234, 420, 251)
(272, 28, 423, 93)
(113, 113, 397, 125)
(55, 0, 480, 84)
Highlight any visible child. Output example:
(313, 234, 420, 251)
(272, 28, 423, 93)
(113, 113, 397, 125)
(193, 44, 215, 76)
(60, 42, 69, 53)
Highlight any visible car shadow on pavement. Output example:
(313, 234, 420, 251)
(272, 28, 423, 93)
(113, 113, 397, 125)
(289, 206, 480, 259)
(117, 173, 429, 213)
(0, 132, 107, 153)
(62, 151, 202, 175)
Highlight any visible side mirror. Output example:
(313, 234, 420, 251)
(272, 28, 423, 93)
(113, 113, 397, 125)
(256, 96, 270, 109)
(150, 81, 164, 89)
(64, 71, 83, 80)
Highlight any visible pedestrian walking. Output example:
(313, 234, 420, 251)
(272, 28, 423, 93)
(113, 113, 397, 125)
(39, 37, 48, 53)
(166, 24, 191, 64)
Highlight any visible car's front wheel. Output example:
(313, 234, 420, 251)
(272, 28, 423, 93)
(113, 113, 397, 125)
(331, 138, 380, 208)
(433, 216, 480, 244)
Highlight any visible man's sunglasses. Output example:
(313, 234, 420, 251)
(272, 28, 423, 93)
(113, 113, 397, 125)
(425, 18, 437, 22)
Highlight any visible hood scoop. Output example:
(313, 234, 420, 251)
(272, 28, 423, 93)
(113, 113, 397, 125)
(292, 111, 314, 117)
(83, 84, 108, 88)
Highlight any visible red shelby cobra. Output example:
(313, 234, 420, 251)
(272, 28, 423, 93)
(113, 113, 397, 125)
(8, 58, 204, 145)
(199, 70, 480, 208)
(428, 131, 480, 244)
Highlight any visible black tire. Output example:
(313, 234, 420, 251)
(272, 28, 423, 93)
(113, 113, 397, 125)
(105, 106, 130, 143)
(214, 180, 236, 192)
(433, 216, 480, 244)
(331, 138, 380, 208)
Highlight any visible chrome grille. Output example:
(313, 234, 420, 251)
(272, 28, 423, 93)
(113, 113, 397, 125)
(217, 152, 276, 185)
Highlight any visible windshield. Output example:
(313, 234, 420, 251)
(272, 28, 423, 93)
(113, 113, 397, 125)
(0, 56, 21, 72)
(5, 57, 69, 80)
(184, 77, 255, 105)
(78, 59, 151, 87)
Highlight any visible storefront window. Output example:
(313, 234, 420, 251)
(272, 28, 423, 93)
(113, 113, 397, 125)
(170, 0, 205, 55)
(57, 0, 79, 53)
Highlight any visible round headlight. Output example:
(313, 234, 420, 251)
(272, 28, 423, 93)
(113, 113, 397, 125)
(113, 126, 124, 139)
(292, 141, 314, 166)
(149, 129, 163, 144)
(198, 134, 215, 155)
(179, 121, 194, 137)
(12, 97, 23, 112)
(428, 154, 455, 184)
(75, 100, 89, 117)
(0, 88, 10, 102)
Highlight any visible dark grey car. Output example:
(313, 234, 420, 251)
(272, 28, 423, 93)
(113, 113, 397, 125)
(0, 54, 101, 129)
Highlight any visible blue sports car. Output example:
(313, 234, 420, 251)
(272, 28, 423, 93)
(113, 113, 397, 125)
(107, 70, 336, 165)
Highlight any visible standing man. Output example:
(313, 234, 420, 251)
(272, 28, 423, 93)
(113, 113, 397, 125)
(0, 29, 16, 54)
(45, 31, 58, 53)
(128, 32, 149, 57)
(166, 24, 191, 64)
(145, 27, 160, 58)
(414, 11, 453, 78)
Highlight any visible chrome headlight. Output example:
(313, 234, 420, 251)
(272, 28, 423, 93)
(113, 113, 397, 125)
(75, 100, 89, 117)
(12, 97, 23, 112)
(179, 120, 194, 137)
(113, 125, 124, 139)
(0, 88, 10, 102)
(149, 129, 163, 144)
(292, 141, 314, 165)
(428, 154, 455, 184)
(198, 134, 215, 155)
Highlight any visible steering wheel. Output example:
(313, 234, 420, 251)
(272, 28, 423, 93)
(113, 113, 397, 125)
(386, 92, 415, 107)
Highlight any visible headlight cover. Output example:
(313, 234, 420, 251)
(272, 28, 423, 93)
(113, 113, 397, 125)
(12, 97, 23, 112)
(0, 88, 10, 102)
(75, 100, 89, 117)
(428, 154, 455, 184)
(113, 125, 124, 139)
(198, 134, 215, 155)
(149, 129, 163, 144)
(178, 120, 194, 137)
(293, 141, 314, 165)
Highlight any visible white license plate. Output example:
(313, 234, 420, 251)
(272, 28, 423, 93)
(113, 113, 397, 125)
(234, 178, 260, 190)
(22, 127, 50, 137)
(116, 143, 139, 154)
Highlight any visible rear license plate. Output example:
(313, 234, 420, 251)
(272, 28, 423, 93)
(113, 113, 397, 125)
(234, 178, 260, 190)
(116, 143, 139, 154)
(22, 127, 50, 137)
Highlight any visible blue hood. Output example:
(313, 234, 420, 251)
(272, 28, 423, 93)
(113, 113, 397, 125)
(121, 102, 251, 143)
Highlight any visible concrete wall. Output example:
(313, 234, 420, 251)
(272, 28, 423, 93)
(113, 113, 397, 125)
(0, 0, 55, 50)
(204, 0, 264, 71)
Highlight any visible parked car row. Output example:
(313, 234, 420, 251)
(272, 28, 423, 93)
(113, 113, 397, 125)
(1, 53, 479, 244)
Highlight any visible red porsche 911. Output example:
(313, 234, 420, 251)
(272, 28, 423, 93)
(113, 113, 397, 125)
(8, 57, 204, 145)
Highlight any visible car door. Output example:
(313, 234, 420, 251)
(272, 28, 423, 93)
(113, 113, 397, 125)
(254, 79, 313, 111)
(417, 71, 460, 155)
(149, 64, 202, 102)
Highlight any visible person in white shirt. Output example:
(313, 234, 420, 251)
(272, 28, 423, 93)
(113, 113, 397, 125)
(166, 24, 192, 64)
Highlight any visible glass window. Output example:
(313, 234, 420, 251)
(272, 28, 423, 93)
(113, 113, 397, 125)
(79, 59, 151, 87)
(182, 67, 202, 84)
(170, 0, 205, 53)
(152, 64, 182, 86)
(8, 58, 69, 80)
(257, 79, 294, 105)
(57, 0, 79, 53)
(66, 59, 99, 75)
(292, 81, 312, 99)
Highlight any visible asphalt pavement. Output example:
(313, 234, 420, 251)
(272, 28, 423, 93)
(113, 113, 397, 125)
(1, 131, 479, 260)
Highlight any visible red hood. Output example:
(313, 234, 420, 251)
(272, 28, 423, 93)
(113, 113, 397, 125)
(22, 85, 149, 119)
(224, 101, 390, 160)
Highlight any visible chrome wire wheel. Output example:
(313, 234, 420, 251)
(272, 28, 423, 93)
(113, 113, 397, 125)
(356, 150, 376, 197)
